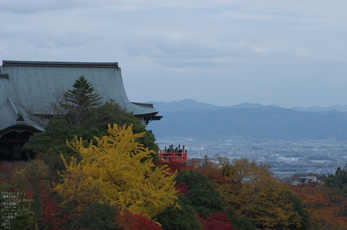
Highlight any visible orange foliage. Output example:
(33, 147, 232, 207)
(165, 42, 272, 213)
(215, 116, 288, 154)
(163, 161, 195, 175)
(188, 155, 227, 186)
(115, 210, 163, 230)
(214, 158, 302, 230)
(291, 182, 347, 230)
(199, 163, 227, 186)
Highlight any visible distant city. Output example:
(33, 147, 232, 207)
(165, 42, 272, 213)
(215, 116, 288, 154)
(148, 99, 347, 178)
(157, 137, 347, 178)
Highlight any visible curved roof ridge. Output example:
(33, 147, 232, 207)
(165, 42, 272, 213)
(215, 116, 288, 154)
(3, 60, 118, 68)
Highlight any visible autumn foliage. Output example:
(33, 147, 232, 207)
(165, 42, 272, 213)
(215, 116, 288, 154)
(203, 158, 307, 230)
(291, 182, 347, 230)
(197, 213, 236, 230)
(0, 162, 20, 183)
(54, 124, 179, 218)
(116, 210, 163, 230)
(3, 122, 347, 229)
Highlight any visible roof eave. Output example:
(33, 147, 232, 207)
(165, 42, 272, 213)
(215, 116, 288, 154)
(2, 60, 119, 68)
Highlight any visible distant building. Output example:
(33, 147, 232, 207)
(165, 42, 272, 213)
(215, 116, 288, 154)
(292, 176, 322, 185)
(277, 157, 299, 162)
(0, 60, 162, 161)
(300, 176, 318, 183)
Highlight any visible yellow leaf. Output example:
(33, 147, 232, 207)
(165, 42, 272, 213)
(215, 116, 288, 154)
(55, 124, 179, 219)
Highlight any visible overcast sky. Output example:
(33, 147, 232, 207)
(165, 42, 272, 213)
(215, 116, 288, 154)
(1, 0, 346, 108)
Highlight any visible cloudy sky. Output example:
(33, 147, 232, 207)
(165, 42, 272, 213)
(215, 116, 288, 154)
(1, 0, 346, 108)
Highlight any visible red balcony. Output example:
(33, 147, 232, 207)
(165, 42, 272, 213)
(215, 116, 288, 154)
(159, 150, 188, 162)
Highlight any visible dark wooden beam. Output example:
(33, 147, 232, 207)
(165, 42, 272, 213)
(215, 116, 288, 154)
(0, 138, 29, 143)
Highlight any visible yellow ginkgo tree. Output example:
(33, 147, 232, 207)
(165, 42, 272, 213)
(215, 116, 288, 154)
(54, 124, 179, 219)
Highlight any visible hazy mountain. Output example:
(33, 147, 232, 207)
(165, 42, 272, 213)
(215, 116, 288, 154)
(292, 105, 347, 112)
(229, 102, 264, 109)
(148, 99, 347, 112)
(147, 100, 347, 140)
(147, 99, 264, 111)
(147, 99, 222, 111)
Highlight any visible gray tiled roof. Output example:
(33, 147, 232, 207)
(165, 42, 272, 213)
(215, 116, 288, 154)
(0, 96, 44, 136)
(0, 60, 160, 132)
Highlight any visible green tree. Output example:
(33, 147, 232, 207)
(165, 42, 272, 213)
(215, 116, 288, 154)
(175, 170, 227, 217)
(286, 189, 310, 230)
(56, 75, 102, 127)
(84, 101, 159, 157)
(71, 202, 121, 229)
(23, 117, 82, 160)
(226, 207, 255, 230)
(24, 103, 158, 161)
(324, 165, 347, 192)
(156, 195, 203, 230)
(24, 78, 159, 161)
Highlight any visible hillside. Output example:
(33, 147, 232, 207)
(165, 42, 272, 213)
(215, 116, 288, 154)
(147, 100, 347, 140)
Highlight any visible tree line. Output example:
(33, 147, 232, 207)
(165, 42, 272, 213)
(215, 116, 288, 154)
(0, 76, 346, 229)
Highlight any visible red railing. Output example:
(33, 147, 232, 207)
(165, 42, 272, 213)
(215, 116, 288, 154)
(159, 150, 188, 162)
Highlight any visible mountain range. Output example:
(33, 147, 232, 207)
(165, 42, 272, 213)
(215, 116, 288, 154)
(147, 99, 347, 112)
(146, 99, 347, 140)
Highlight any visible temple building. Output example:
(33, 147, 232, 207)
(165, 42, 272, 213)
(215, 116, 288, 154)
(0, 60, 162, 161)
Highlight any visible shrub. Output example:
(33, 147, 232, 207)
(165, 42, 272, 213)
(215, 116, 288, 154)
(156, 195, 203, 230)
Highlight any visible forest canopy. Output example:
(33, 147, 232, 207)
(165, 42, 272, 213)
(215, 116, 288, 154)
(23, 76, 158, 161)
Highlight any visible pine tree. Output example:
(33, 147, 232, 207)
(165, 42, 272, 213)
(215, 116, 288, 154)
(58, 76, 102, 127)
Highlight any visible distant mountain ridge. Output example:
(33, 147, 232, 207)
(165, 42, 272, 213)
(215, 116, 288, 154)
(147, 99, 347, 112)
(292, 105, 347, 112)
(147, 99, 347, 140)
(147, 99, 264, 112)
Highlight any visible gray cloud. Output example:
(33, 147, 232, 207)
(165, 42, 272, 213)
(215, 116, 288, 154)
(1, 0, 347, 107)
(0, 0, 123, 14)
